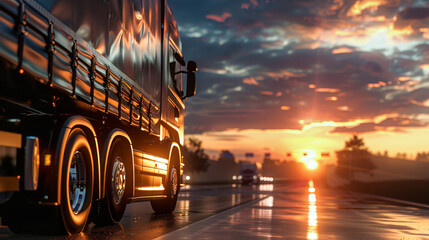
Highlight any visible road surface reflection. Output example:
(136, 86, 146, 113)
(307, 180, 318, 240)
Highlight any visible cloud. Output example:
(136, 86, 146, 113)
(315, 88, 341, 93)
(261, 40, 285, 49)
(260, 91, 274, 96)
(206, 12, 232, 22)
(205, 133, 246, 142)
(331, 117, 427, 134)
(241, 3, 250, 9)
(332, 47, 354, 54)
(250, 0, 259, 7)
(169, 0, 429, 135)
(243, 77, 259, 85)
(331, 123, 376, 134)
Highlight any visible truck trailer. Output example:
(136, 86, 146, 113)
(0, 0, 196, 234)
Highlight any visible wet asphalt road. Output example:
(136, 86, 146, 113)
(1, 181, 429, 239)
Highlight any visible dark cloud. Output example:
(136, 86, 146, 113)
(396, 7, 429, 20)
(331, 117, 427, 134)
(169, 0, 429, 134)
(204, 133, 246, 142)
(331, 123, 377, 133)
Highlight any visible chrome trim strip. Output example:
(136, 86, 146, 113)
(38, 202, 60, 206)
(133, 150, 169, 164)
(136, 186, 165, 191)
(127, 195, 167, 203)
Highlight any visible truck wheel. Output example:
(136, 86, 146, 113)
(150, 162, 179, 213)
(105, 143, 131, 223)
(93, 140, 131, 225)
(60, 129, 94, 234)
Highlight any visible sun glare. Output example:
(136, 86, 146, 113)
(300, 149, 318, 162)
(306, 159, 318, 170)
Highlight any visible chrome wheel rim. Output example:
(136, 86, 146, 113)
(69, 151, 87, 215)
(112, 157, 126, 204)
(170, 167, 178, 197)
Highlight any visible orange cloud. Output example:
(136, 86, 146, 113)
(398, 76, 410, 81)
(368, 81, 387, 88)
(206, 12, 232, 23)
(332, 47, 354, 54)
(337, 106, 349, 111)
(347, 0, 398, 17)
(264, 70, 306, 80)
(243, 77, 259, 85)
(260, 91, 274, 96)
(241, 3, 250, 9)
(250, 0, 259, 6)
(420, 28, 429, 39)
(280, 106, 290, 111)
(315, 88, 340, 93)
(326, 96, 338, 101)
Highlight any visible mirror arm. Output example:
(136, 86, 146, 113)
(175, 70, 188, 75)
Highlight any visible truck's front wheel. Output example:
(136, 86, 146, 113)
(150, 162, 179, 213)
(60, 129, 94, 234)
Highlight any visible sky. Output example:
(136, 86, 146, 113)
(168, 0, 429, 164)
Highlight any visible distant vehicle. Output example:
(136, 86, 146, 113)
(0, 0, 196, 234)
(239, 162, 259, 185)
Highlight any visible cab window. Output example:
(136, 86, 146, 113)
(168, 45, 183, 95)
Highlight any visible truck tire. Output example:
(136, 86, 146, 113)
(94, 139, 131, 225)
(150, 160, 179, 213)
(105, 141, 131, 223)
(60, 129, 94, 234)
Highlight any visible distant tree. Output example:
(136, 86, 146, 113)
(383, 150, 388, 157)
(345, 135, 364, 151)
(336, 135, 376, 179)
(218, 150, 236, 165)
(416, 152, 429, 162)
(183, 138, 210, 173)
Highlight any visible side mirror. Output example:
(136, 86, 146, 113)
(185, 72, 196, 98)
(184, 60, 197, 98)
(187, 61, 198, 72)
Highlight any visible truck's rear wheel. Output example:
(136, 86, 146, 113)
(150, 161, 179, 213)
(94, 140, 131, 225)
(60, 129, 94, 234)
(105, 143, 131, 223)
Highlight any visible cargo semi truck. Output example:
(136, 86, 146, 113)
(0, 0, 197, 234)
(239, 162, 260, 185)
